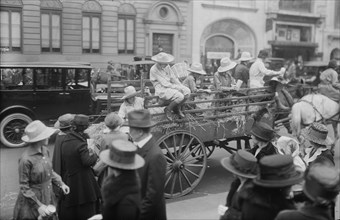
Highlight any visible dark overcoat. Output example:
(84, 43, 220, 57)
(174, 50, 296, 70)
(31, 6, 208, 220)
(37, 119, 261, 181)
(275, 203, 333, 220)
(137, 136, 167, 220)
(60, 131, 101, 207)
(101, 171, 141, 220)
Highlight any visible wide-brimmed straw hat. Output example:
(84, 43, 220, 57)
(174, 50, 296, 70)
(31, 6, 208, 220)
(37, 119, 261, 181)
(22, 120, 56, 143)
(221, 150, 258, 179)
(301, 122, 333, 146)
(188, 63, 206, 75)
(121, 86, 140, 100)
(250, 122, 275, 142)
(238, 52, 253, 62)
(218, 57, 237, 73)
(128, 109, 155, 128)
(105, 112, 123, 130)
(151, 52, 174, 64)
(54, 113, 75, 129)
(254, 154, 303, 187)
(303, 163, 340, 203)
(100, 139, 145, 170)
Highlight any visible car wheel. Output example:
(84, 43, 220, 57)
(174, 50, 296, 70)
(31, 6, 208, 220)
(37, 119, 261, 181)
(0, 113, 32, 148)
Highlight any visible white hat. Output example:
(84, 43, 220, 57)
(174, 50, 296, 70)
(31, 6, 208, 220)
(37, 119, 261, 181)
(121, 86, 139, 100)
(188, 63, 206, 75)
(218, 57, 237, 72)
(238, 52, 253, 61)
(151, 52, 174, 64)
(22, 120, 56, 143)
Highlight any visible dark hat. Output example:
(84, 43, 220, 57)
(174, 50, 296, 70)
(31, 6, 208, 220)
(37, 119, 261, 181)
(254, 155, 303, 187)
(73, 114, 89, 126)
(100, 139, 145, 170)
(128, 109, 155, 128)
(54, 113, 75, 129)
(327, 59, 338, 69)
(303, 163, 340, 203)
(221, 150, 258, 179)
(250, 122, 275, 142)
(105, 112, 123, 130)
(301, 123, 333, 146)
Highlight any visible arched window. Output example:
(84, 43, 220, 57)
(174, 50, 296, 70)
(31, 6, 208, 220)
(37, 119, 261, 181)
(0, 0, 23, 52)
(41, 0, 63, 53)
(118, 3, 136, 54)
(82, 0, 102, 54)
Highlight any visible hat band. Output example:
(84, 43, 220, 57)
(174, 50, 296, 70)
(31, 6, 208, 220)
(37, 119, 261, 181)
(109, 146, 135, 164)
(230, 154, 257, 175)
(260, 164, 297, 181)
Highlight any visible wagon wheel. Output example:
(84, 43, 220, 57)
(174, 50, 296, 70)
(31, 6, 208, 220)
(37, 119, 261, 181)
(157, 130, 207, 199)
(189, 141, 215, 161)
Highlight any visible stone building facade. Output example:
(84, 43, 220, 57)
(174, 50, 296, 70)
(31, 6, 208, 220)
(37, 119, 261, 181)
(0, 0, 192, 69)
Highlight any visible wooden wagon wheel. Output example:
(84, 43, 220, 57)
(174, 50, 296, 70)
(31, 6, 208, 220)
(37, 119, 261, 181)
(156, 130, 207, 199)
(189, 141, 215, 160)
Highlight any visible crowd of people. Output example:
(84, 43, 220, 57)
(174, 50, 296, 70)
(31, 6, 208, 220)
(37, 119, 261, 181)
(11, 50, 340, 220)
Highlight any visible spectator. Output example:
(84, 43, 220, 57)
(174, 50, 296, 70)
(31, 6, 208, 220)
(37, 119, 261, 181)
(118, 86, 144, 121)
(318, 59, 340, 103)
(275, 163, 340, 220)
(300, 122, 335, 166)
(59, 114, 101, 220)
(219, 150, 258, 220)
(240, 155, 303, 220)
(234, 52, 253, 89)
(99, 139, 145, 220)
(128, 109, 167, 220)
(213, 57, 237, 91)
(249, 50, 285, 88)
(150, 52, 191, 120)
(13, 120, 69, 220)
(95, 112, 129, 187)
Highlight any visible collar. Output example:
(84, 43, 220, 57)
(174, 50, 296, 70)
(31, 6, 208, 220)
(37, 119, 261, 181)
(303, 147, 328, 164)
(134, 134, 152, 148)
(27, 145, 47, 156)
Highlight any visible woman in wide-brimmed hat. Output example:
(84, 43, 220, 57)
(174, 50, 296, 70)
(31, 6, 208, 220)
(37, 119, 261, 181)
(249, 49, 285, 88)
(300, 122, 335, 166)
(99, 139, 145, 220)
(239, 154, 303, 220)
(219, 150, 258, 220)
(150, 52, 191, 120)
(13, 120, 70, 220)
(275, 162, 340, 220)
(214, 57, 237, 91)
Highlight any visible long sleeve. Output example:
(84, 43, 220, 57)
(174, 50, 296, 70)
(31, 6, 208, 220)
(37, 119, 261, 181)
(17, 158, 42, 208)
(51, 170, 64, 187)
(214, 73, 222, 90)
(78, 143, 98, 167)
(258, 61, 281, 76)
(150, 65, 176, 89)
(118, 102, 127, 119)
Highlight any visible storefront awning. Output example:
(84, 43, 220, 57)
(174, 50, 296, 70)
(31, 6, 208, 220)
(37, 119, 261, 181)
(268, 40, 318, 48)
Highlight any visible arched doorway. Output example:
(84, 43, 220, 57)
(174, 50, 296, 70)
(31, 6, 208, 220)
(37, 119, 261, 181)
(205, 35, 234, 74)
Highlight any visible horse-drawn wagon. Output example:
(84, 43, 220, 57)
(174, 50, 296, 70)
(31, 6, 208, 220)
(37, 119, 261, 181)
(90, 68, 282, 198)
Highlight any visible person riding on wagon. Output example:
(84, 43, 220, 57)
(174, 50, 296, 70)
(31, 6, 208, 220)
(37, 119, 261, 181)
(182, 62, 207, 93)
(149, 52, 191, 120)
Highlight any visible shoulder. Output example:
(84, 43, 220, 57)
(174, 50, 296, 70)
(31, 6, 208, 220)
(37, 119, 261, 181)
(275, 210, 303, 220)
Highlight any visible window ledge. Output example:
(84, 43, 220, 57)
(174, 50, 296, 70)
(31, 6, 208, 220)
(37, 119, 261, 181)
(201, 3, 258, 12)
(267, 10, 323, 19)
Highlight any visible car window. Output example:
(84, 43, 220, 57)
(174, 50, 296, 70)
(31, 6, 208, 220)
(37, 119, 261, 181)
(35, 68, 63, 90)
(0, 68, 33, 90)
(66, 68, 90, 90)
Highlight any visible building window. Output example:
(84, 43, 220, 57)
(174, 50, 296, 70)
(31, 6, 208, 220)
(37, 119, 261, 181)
(0, 9, 21, 52)
(152, 33, 173, 55)
(279, 0, 312, 13)
(82, 14, 100, 53)
(276, 24, 311, 42)
(118, 4, 136, 54)
(41, 11, 61, 52)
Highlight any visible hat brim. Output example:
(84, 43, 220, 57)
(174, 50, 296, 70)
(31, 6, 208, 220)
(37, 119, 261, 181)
(253, 171, 304, 187)
(250, 130, 272, 142)
(100, 149, 145, 170)
(221, 157, 257, 179)
(121, 91, 140, 100)
(218, 62, 237, 72)
(151, 55, 174, 64)
(129, 121, 156, 128)
(301, 129, 333, 146)
(22, 127, 57, 143)
(239, 57, 254, 62)
(188, 68, 206, 75)
(54, 121, 72, 129)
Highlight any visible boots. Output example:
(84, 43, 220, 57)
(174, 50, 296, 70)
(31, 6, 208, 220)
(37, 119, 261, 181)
(164, 101, 178, 121)
(177, 98, 187, 119)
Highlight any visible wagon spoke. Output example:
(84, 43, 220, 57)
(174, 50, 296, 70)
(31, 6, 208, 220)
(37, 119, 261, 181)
(180, 169, 192, 187)
(184, 167, 200, 178)
(178, 133, 185, 156)
(178, 171, 183, 193)
(185, 163, 204, 168)
(162, 141, 175, 160)
(181, 144, 201, 161)
(165, 171, 174, 188)
(183, 154, 205, 163)
(179, 137, 195, 157)
(164, 154, 174, 163)
(170, 172, 178, 196)
(172, 135, 177, 158)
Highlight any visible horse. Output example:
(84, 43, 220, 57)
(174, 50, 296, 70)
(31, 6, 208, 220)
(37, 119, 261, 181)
(291, 93, 340, 150)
